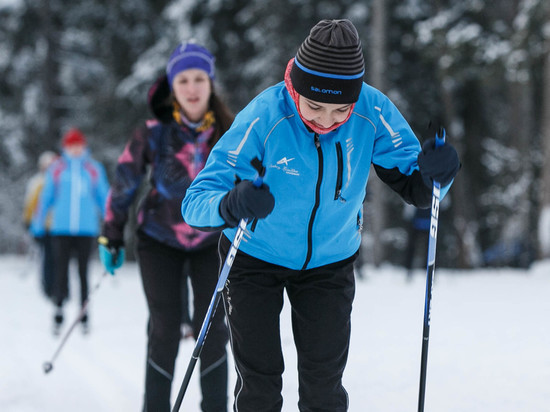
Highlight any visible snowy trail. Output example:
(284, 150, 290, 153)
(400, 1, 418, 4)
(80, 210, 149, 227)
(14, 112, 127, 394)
(1, 255, 549, 411)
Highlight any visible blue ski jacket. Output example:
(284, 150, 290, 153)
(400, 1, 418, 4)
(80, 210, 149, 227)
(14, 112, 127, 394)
(32, 150, 109, 237)
(181, 81, 450, 270)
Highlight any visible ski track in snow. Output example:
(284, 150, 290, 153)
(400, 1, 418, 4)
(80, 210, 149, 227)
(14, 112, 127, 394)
(1, 255, 549, 411)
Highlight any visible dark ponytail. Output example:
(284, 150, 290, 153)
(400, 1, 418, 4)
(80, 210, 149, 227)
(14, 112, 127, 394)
(209, 86, 235, 147)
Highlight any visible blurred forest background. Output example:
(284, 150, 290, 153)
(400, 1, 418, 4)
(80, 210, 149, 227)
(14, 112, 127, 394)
(1, 0, 550, 269)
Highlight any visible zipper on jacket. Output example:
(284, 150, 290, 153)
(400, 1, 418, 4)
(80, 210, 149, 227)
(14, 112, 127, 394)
(70, 159, 81, 234)
(302, 133, 323, 270)
(334, 141, 344, 201)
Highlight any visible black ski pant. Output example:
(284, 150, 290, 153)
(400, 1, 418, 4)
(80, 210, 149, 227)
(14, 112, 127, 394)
(220, 235, 357, 412)
(52, 235, 94, 308)
(137, 232, 229, 412)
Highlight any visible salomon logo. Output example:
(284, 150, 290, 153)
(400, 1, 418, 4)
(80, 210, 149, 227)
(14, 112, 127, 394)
(311, 86, 342, 95)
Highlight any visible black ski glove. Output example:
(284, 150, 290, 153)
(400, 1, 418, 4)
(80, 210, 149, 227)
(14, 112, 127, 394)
(417, 138, 461, 188)
(219, 179, 275, 227)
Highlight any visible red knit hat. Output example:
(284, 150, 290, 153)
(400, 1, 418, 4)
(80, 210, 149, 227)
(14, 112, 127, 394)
(62, 128, 87, 147)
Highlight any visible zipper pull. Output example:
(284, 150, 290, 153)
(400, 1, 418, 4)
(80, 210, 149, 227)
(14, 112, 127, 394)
(314, 133, 321, 149)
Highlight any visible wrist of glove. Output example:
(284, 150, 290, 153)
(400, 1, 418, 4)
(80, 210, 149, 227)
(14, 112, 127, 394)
(417, 138, 461, 188)
(98, 236, 125, 275)
(219, 179, 275, 227)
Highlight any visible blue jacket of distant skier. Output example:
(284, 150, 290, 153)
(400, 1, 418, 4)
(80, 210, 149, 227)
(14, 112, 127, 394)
(181, 81, 451, 270)
(32, 150, 109, 237)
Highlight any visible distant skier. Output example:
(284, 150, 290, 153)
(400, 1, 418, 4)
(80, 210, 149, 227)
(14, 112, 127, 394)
(32, 128, 109, 335)
(182, 19, 460, 411)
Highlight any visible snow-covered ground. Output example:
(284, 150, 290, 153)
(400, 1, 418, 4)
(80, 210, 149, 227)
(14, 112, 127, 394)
(1, 254, 548, 411)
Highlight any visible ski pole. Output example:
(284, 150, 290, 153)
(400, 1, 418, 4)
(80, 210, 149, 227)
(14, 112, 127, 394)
(171, 157, 265, 412)
(43, 270, 109, 374)
(417, 128, 445, 411)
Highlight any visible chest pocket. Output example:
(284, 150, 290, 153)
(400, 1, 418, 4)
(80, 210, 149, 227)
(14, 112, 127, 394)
(334, 141, 345, 202)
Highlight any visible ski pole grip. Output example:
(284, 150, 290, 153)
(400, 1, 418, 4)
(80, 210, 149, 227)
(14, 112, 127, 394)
(250, 157, 265, 188)
(435, 127, 446, 148)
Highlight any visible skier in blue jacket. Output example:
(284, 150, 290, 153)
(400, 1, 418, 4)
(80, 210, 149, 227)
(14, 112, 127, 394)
(32, 128, 109, 334)
(181, 19, 460, 411)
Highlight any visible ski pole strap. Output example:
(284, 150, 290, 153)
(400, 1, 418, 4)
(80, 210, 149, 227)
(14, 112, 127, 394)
(250, 156, 265, 187)
(435, 127, 445, 148)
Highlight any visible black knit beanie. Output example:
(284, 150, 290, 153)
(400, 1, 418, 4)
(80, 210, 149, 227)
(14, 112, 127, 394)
(290, 19, 365, 104)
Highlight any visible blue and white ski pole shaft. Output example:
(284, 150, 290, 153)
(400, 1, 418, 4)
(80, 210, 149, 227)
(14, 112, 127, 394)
(417, 128, 445, 411)
(172, 157, 265, 412)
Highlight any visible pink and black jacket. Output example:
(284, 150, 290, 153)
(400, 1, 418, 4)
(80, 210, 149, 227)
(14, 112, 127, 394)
(102, 76, 220, 250)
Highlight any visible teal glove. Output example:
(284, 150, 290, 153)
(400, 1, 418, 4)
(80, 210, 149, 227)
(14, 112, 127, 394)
(98, 236, 125, 275)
